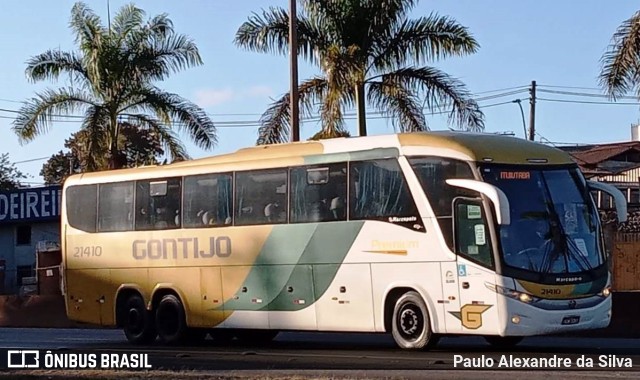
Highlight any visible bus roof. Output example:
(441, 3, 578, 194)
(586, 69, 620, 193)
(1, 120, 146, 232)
(64, 131, 575, 185)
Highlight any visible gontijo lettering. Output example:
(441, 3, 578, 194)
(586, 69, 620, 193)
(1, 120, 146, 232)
(132, 236, 232, 259)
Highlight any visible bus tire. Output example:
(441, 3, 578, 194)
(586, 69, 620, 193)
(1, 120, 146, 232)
(391, 291, 435, 350)
(122, 294, 157, 345)
(155, 294, 187, 345)
(484, 336, 523, 348)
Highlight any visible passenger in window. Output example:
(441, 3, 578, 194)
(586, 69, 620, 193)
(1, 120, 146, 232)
(264, 202, 281, 222)
(197, 209, 218, 225)
(329, 196, 345, 220)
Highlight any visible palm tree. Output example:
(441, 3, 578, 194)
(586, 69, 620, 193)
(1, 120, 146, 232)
(599, 10, 640, 99)
(235, 0, 484, 145)
(13, 2, 215, 169)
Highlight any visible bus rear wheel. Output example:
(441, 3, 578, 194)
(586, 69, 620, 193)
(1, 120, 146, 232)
(484, 336, 523, 349)
(122, 294, 157, 345)
(155, 294, 188, 345)
(391, 291, 437, 350)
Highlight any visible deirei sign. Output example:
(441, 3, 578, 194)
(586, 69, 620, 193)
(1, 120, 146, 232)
(0, 186, 62, 224)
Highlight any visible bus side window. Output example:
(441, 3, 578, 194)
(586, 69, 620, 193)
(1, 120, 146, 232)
(98, 182, 134, 232)
(135, 178, 181, 231)
(235, 169, 288, 226)
(409, 157, 475, 250)
(183, 173, 233, 228)
(290, 163, 347, 223)
(349, 159, 419, 225)
(66, 184, 98, 232)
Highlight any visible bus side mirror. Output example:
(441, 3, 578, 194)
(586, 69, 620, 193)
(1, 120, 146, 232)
(587, 181, 627, 223)
(445, 179, 511, 225)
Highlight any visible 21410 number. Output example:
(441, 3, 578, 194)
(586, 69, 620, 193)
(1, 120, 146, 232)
(73, 246, 102, 258)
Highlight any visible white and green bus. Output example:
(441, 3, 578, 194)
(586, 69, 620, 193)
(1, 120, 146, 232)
(61, 132, 625, 349)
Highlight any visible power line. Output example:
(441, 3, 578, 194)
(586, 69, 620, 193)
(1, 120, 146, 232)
(472, 85, 530, 95)
(537, 97, 640, 106)
(537, 84, 602, 91)
(14, 157, 50, 164)
(538, 88, 639, 100)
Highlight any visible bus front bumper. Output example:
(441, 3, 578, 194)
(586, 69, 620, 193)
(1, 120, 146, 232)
(502, 295, 611, 336)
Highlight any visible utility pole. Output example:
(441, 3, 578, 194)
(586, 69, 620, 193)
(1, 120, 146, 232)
(289, 0, 300, 142)
(528, 80, 536, 141)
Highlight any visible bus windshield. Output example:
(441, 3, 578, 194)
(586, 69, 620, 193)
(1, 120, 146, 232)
(480, 165, 602, 274)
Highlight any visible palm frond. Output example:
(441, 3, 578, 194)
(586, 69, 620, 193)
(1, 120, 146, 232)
(12, 87, 97, 143)
(111, 3, 145, 39)
(369, 0, 417, 34)
(121, 87, 216, 150)
(257, 77, 328, 145)
(116, 26, 202, 84)
(147, 13, 174, 38)
(69, 2, 105, 51)
(234, 7, 328, 65)
(69, 2, 104, 45)
(367, 80, 426, 132)
(370, 66, 484, 131)
(599, 11, 640, 99)
(149, 33, 203, 73)
(69, 2, 107, 90)
(257, 95, 291, 145)
(370, 13, 479, 72)
(25, 50, 90, 87)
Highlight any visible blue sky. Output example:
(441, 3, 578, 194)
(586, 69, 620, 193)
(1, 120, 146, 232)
(1, 0, 640, 184)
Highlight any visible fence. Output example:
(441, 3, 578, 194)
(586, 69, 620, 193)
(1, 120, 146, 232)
(611, 231, 640, 291)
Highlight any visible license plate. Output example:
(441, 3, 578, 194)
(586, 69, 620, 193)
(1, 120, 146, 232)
(561, 316, 580, 325)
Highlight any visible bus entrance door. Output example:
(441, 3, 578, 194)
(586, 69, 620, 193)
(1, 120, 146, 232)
(450, 198, 499, 334)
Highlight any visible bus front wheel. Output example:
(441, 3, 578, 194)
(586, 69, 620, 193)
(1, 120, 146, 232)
(391, 291, 437, 350)
(122, 294, 157, 345)
(155, 294, 188, 345)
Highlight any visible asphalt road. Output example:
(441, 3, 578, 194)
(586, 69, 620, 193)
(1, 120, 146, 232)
(1, 328, 640, 377)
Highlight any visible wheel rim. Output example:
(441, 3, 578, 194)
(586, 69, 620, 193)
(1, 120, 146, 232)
(127, 308, 144, 335)
(397, 302, 424, 342)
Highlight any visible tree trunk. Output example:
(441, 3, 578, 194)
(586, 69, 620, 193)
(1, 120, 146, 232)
(355, 83, 367, 137)
(108, 115, 120, 170)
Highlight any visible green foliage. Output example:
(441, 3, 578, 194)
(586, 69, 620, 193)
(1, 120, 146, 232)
(14, 1, 215, 169)
(235, 0, 484, 144)
(0, 153, 28, 191)
(599, 10, 640, 99)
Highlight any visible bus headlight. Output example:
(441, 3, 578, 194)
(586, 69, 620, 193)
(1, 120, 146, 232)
(518, 293, 533, 303)
(486, 283, 538, 304)
(598, 287, 611, 297)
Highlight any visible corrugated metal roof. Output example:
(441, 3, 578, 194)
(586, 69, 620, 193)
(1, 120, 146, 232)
(561, 141, 640, 165)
